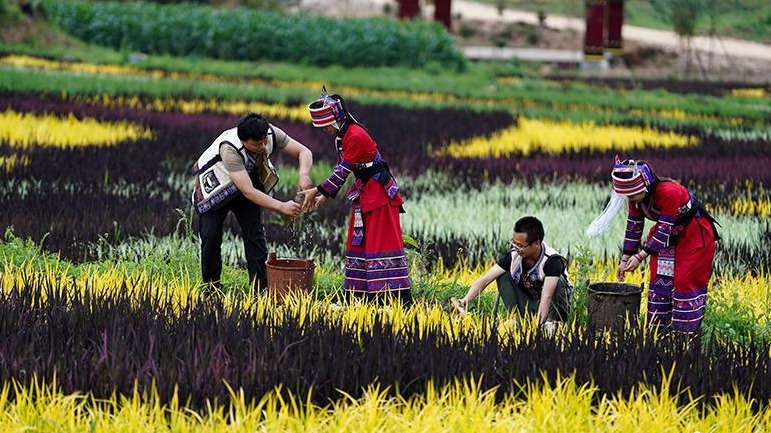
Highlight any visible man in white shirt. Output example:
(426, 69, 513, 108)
(192, 113, 314, 291)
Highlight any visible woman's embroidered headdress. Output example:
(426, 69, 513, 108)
(586, 156, 654, 237)
(611, 156, 654, 196)
(308, 86, 345, 128)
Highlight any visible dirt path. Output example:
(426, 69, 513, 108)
(451, 0, 771, 62)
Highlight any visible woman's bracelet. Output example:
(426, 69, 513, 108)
(633, 253, 645, 263)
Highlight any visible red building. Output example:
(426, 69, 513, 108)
(584, 0, 625, 61)
(398, 0, 453, 29)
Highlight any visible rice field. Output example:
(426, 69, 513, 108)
(1, 52, 770, 430)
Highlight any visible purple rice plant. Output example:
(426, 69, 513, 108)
(1, 277, 770, 410)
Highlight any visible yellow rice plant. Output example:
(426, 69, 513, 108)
(0, 54, 308, 91)
(1, 54, 148, 77)
(601, 370, 768, 432)
(710, 271, 771, 330)
(713, 181, 771, 218)
(422, 256, 492, 287)
(438, 118, 699, 158)
(0, 252, 640, 344)
(0, 110, 153, 149)
(720, 197, 771, 218)
(0, 259, 460, 342)
(1, 258, 198, 312)
(1, 374, 769, 432)
(4, 252, 766, 344)
(0, 154, 30, 172)
(730, 88, 768, 99)
(693, 386, 769, 433)
(600, 367, 702, 432)
(1, 255, 548, 346)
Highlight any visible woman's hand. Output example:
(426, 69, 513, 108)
(298, 187, 319, 212)
(622, 253, 645, 274)
(314, 195, 327, 209)
(616, 259, 628, 282)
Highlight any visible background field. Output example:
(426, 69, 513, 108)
(1, 0, 770, 430)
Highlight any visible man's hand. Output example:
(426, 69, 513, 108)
(278, 200, 301, 217)
(451, 298, 468, 315)
(541, 320, 557, 336)
(298, 174, 314, 191)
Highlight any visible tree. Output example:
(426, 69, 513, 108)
(649, 0, 708, 73)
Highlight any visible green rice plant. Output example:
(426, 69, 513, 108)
(0, 227, 71, 275)
(567, 246, 594, 325)
(402, 175, 770, 272)
(0, 68, 309, 104)
(42, 0, 466, 70)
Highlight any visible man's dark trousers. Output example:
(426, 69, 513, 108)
(199, 194, 268, 289)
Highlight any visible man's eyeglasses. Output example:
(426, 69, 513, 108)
(510, 240, 532, 252)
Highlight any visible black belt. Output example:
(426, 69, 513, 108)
(353, 161, 385, 182)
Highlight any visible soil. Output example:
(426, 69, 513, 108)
(297, 0, 771, 82)
(0, 14, 80, 49)
(453, 18, 770, 82)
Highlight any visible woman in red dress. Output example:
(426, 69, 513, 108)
(612, 158, 719, 334)
(300, 89, 411, 305)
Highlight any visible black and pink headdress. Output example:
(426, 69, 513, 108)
(611, 156, 654, 196)
(586, 156, 654, 237)
(308, 86, 345, 128)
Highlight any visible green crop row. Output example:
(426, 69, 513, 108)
(1, 58, 768, 132)
(42, 0, 466, 70)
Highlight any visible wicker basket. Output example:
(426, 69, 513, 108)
(588, 282, 643, 330)
(266, 252, 315, 299)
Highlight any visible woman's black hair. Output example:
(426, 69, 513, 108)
(329, 94, 366, 129)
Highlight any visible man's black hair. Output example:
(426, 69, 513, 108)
(237, 113, 269, 141)
(514, 216, 545, 244)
